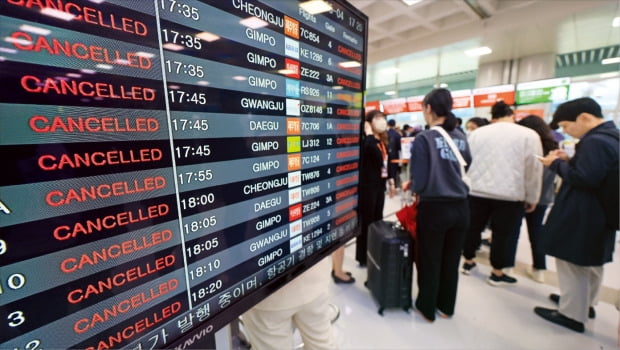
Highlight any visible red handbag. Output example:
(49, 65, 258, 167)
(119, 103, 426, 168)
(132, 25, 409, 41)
(396, 193, 418, 240)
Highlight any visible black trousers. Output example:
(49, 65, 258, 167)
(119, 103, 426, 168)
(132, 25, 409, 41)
(356, 185, 385, 265)
(415, 199, 469, 321)
(462, 196, 525, 270)
(525, 204, 548, 269)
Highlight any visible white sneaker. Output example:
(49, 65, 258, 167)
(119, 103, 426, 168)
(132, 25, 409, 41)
(527, 267, 545, 283)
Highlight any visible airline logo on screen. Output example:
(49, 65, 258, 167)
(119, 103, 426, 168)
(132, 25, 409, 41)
(286, 79, 300, 98)
(286, 98, 300, 116)
(284, 16, 300, 39)
(284, 37, 299, 59)
(284, 59, 300, 79)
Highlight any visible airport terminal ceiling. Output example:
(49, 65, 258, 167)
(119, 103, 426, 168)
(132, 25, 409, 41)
(352, 0, 620, 76)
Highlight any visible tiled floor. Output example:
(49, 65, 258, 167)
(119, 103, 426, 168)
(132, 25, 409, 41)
(324, 192, 620, 350)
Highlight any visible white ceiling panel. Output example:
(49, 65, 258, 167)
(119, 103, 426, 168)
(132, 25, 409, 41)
(348, 0, 620, 66)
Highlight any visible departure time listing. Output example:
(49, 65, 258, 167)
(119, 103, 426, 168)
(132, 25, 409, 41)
(0, 0, 364, 348)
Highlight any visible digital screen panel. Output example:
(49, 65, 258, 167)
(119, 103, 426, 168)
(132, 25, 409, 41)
(0, 0, 367, 349)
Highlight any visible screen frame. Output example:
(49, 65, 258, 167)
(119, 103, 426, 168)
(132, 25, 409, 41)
(166, 0, 369, 346)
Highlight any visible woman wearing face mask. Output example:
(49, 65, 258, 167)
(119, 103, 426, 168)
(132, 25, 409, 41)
(355, 110, 394, 267)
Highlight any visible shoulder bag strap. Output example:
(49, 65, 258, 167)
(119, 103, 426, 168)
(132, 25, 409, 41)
(430, 126, 467, 167)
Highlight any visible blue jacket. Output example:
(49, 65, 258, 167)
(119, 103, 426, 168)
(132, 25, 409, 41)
(542, 121, 619, 266)
(409, 126, 472, 200)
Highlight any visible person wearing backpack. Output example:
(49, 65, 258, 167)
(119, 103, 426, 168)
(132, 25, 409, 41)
(534, 97, 619, 333)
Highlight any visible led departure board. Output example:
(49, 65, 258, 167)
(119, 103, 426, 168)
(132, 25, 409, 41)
(0, 0, 367, 348)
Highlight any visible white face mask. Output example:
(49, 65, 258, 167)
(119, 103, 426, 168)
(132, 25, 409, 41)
(372, 118, 387, 133)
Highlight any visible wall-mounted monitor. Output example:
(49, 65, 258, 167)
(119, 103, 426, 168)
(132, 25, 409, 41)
(0, 0, 367, 348)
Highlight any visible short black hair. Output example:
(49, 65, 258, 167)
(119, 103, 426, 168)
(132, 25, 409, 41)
(491, 101, 513, 119)
(388, 119, 396, 127)
(549, 97, 603, 129)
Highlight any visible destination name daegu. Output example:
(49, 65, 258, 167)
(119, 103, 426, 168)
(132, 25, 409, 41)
(20, 75, 156, 101)
(10, 31, 152, 69)
(46, 176, 166, 207)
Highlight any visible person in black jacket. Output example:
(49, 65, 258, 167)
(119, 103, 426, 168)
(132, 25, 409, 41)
(534, 97, 619, 333)
(355, 110, 394, 266)
(387, 119, 403, 189)
(408, 88, 472, 322)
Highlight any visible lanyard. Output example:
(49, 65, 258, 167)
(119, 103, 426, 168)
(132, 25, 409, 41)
(377, 141, 387, 162)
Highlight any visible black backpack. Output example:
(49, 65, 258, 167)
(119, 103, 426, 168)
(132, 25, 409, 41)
(596, 128, 619, 230)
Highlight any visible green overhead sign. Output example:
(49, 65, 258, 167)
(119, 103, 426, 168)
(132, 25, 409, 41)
(516, 78, 570, 105)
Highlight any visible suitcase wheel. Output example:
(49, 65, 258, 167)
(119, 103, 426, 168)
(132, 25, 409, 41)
(378, 307, 384, 316)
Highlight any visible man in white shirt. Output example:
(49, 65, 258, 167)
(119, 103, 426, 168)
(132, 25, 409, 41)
(461, 101, 543, 285)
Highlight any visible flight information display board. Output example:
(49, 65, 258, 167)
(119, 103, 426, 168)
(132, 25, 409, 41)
(0, 0, 367, 348)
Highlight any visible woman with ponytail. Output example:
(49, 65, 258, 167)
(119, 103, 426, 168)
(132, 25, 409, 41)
(408, 88, 472, 322)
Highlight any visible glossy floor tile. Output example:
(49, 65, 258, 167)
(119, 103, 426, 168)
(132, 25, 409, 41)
(324, 193, 620, 350)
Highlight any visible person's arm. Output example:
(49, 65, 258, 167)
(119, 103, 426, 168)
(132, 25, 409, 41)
(524, 135, 543, 209)
(549, 137, 614, 189)
(410, 136, 430, 194)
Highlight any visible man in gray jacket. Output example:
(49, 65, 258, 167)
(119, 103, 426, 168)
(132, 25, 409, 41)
(534, 97, 619, 333)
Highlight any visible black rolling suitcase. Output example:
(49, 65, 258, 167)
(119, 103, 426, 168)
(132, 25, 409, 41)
(365, 220, 413, 315)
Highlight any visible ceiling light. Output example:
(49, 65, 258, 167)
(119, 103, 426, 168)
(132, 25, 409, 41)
(135, 51, 155, 58)
(240, 17, 268, 29)
(233, 76, 247, 81)
(339, 61, 361, 68)
(402, 0, 422, 5)
(300, 0, 332, 14)
(385, 91, 396, 96)
(19, 24, 51, 35)
(4, 36, 32, 46)
(465, 46, 492, 57)
(602, 57, 620, 65)
(41, 8, 75, 21)
(196, 31, 220, 42)
(613, 16, 620, 27)
(162, 43, 184, 51)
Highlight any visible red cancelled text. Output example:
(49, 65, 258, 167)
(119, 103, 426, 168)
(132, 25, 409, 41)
(6, 0, 148, 36)
(29, 115, 160, 133)
(38, 148, 163, 170)
(10, 32, 152, 69)
(67, 251, 175, 304)
(60, 233, 174, 274)
(53, 204, 169, 241)
(21, 75, 156, 101)
(83, 301, 182, 350)
(46, 176, 166, 207)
